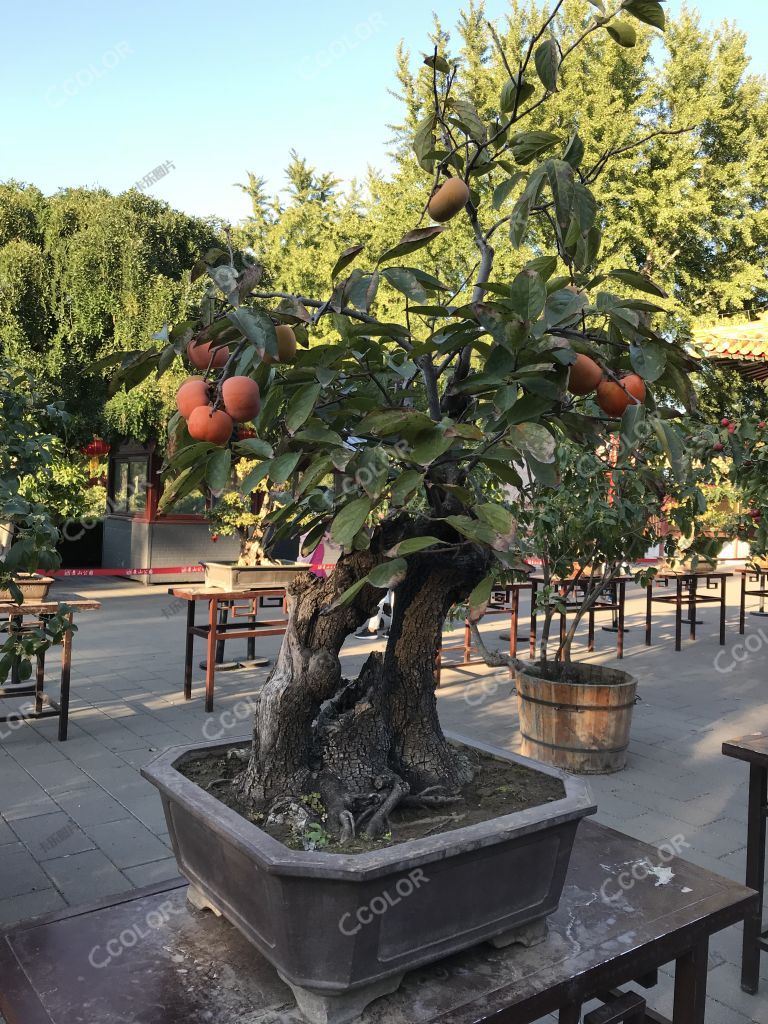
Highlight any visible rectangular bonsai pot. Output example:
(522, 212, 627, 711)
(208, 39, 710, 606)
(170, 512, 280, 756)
(201, 560, 311, 590)
(142, 734, 595, 999)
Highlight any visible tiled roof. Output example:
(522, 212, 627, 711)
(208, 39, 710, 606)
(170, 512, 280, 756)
(694, 314, 768, 361)
(694, 314, 768, 381)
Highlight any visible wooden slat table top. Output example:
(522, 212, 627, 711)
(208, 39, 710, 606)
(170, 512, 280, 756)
(170, 585, 287, 601)
(652, 569, 733, 580)
(723, 732, 768, 767)
(0, 598, 101, 616)
(0, 819, 755, 1024)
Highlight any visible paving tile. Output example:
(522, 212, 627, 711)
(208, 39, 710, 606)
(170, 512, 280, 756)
(0, 844, 53, 900)
(54, 785, 131, 828)
(42, 849, 132, 904)
(0, 887, 67, 928)
(83, 818, 171, 869)
(0, 817, 17, 846)
(9, 811, 95, 861)
(123, 857, 181, 887)
(22, 759, 93, 796)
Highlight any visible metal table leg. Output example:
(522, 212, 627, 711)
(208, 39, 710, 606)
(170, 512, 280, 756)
(673, 938, 709, 1023)
(617, 580, 626, 659)
(741, 763, 767, 993)
(740, 573, 747, 635)
(719, 576, 727, 646)
(58, 612, 74, 741)
(675, 579, 683, 652)
(645, 584, 653, 646)
(183, 599, 195, 700)
(205, 598, 217, 713)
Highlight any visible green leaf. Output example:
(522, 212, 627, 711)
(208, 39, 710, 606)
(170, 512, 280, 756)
(382, 268, 428, 304)
(159, 463, 207, 512)
(285, 383, 321, 435)
(475, 504, 516, 536)
(468, 574, 494, 619)
(331, 497, 372, 548)
(534, 37, 560, 91)
(411, 429, 454, 465)
(296, 454, 335, 496)
(424, 53, 451, 74)
(447, 98, 486, 142)
(368, 558, 408, 588)
(630, 341, 668, 382)
(507, 269, 546, 321)
(444, 515, 497, 546)
(528, 456, 561, 486)
(606, 19, 638, 47)
(357, 408, 434, 439)
(269, 451, 303, 485)
(510, 131, 560, 165)
(390, 470, 424, 506)
(379, 226, 446, 264)
(544, 159, 575, 235)
(524, 255, 559, 281)
(232, 437, 273, 459)
(572, 182, 597, 232)
(500, 75, 535, 113)
(206, 448, 232, 491)
(544, 288, 588, 329)
(227, 308, 277, 356)
(562, 133, 585, 169)
(608, 269, 668, 298)
(622, 0, 665, 30)
(331, 244, 365, 281)
(240, 460, 272, 492)
(325, 577, 369, 613)
(413, 113, 437, 173)
(387, 536, 446, 556)
(492, 173, 525, 210)
(653, 419, 685, 481)
(508, 422, 556, 463)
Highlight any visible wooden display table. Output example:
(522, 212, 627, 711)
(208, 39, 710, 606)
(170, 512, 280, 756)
(437, 582, 532, 683)
(170, 586, 288, 712)
(0, 596, 100, 741)
(0, 820, 755, 1023)
(645, 570, 731, 652)
(737, 565, 768, 634)
(528, 573, 631, 660)
(722, 731, 768, 994)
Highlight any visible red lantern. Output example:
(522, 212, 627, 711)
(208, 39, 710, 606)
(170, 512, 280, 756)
(80, 436, 111, 474)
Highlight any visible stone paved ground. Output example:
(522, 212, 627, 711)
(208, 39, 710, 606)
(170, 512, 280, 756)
(0, 575, 767, 1023)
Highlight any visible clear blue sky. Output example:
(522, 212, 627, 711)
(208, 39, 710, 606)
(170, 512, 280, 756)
(3, 1, 764, 224)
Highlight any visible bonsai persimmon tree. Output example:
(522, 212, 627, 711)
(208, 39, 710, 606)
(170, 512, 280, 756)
(111, 0, 697, 842)
(478, 427, 711, 667)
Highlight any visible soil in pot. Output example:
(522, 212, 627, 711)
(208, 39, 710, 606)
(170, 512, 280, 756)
(179, 743, 565, 853)
(516, 660, 638, 775)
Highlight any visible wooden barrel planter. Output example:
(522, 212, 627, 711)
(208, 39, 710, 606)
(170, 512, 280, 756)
(516, 661, 638, 774)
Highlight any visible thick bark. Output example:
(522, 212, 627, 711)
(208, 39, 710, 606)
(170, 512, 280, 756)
(235, 531, 491, 842)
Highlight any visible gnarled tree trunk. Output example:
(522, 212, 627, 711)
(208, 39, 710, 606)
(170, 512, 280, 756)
(236, 530, 490, 843)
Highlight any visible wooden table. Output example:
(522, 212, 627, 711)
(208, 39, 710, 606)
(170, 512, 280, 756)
(737, 566, 768, 634)
(645, 570, 731, 652)
(170, 586, 288, 712)
(722, 731, 768, 994)
(436, 582, 531, 684)
(529, 574, 630, 660)
(0, 597, 100, 741)
(0, 820, 755, 1023)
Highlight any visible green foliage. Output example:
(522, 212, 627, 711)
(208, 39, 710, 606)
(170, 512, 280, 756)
(0, 366, 74, 682)
(0, 184, 219, 444)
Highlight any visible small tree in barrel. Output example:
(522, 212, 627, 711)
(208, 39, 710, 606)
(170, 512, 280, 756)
(112, 0, 696, 842)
